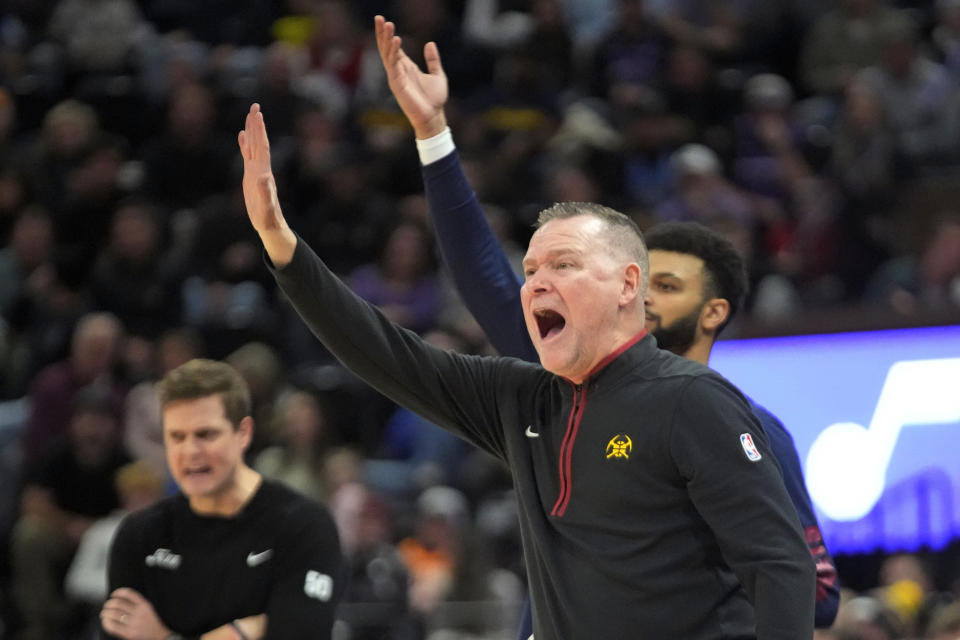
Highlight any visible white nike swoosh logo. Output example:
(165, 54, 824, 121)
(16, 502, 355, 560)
(246, 549, 273, 566)
(525, 425, 540, 438)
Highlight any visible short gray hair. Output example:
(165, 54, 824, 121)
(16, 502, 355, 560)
(536, 202, 649, 291)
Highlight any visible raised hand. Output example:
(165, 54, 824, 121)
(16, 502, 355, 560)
(374, 15, 448, 139)
(238, 103, 296, 266)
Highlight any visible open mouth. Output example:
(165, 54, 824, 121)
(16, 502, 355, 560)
(535, 309, 566, 340)
(183, 466, 213, 478)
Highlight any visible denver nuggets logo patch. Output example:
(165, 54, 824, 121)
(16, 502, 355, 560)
(740, 433, 762, 462)
(605, 434, 632, 459)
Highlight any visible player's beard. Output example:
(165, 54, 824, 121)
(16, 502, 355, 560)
(651, 305, 701, 356)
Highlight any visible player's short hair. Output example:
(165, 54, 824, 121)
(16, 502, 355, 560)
(644, 222, 748, 332)
(536, 202, 649, 292)
(158, 359, 251, 429)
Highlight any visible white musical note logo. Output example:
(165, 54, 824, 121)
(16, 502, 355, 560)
(805, 358, 960, 521)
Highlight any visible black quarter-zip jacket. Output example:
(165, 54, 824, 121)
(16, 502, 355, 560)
(271, 237, 815, 640)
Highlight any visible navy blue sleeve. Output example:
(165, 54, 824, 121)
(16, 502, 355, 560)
(750, 401, 839, 628)
(421, 152, 538, 362)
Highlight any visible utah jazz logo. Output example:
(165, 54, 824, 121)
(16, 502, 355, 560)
(605, 434, 633, 459)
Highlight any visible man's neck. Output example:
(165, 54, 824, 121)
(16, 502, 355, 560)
(681, 338, 715, 367)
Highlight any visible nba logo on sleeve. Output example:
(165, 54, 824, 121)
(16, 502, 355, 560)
(740, 433, 762, 462)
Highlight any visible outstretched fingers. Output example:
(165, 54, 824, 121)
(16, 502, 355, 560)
(374, 15, 392, 57)
(250, 104, 269, 153)
(423, 41, 445, 78)
(375, 15, 411, 76)
(375, 16, 399, 65)
(239, 104, 272, 165)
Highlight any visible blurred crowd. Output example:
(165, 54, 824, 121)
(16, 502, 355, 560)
(1, 0, 960, 639)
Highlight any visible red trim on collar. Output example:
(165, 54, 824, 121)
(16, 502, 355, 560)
(585, 329, 647, 379)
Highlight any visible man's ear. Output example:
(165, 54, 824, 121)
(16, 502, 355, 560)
(700, 298, 731, 333)
(621, 263, 642, 306)
(238, 416, 255, 451)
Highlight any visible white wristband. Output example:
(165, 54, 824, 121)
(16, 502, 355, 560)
(416, 127, 456, 165)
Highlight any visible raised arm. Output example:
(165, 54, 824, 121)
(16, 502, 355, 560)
(238, 104, 296, 269)
(239, 103, 525, 461)
(374, 15, 448, 139)
(375, 16, 536, 361)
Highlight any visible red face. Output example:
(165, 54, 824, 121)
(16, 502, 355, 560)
(163, 394, 251, 514)
(520, 215, 636, 382)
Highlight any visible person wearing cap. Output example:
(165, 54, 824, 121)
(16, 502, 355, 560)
(397, 486, 493, 628)
(235, 17, 815, 639)
(99, 359, 345, 640)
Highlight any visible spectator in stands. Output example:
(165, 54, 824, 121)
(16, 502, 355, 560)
(224, 341, 286, 455)
(661, 44, 734, 148)
(656, 143, 769, 231)
(331, 481, 415, 640)
(655, 0, 744, 58)
(865, 212, 960, 314)
(398, 486, 495, 636)
(54, 136, 129, 277)
(828, 79, 899, 296)
(854, 11, 960, 167)
(799, 0, 904, 96)
(9, 384, 130, 640)
(140, 81, 234, 210)
(254, 388, 331, 503)
(587, 0, 671, 107)
(0, 207, 53, 316)
(927, 600, 960, 640)
(732, 73, 811, 204)
(90, 198, 182, 339)
(22, 99, 101, 217)
(20, 311, 126, 465)
(348, 220, 443, 335)
(297, 0, 381, 120)
(46, 0, 146, 77)
(827, 595, 904, 640)
(933, 0, 960, 76)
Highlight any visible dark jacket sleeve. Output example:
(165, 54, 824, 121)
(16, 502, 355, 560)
(669, 375, 816, 640)
(102, 514, 145, 640)
(421, 152, 538, 362)
(270, 236, 530, 462)
(750, 402, 840, 628)
(263, 502, 344, 639)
